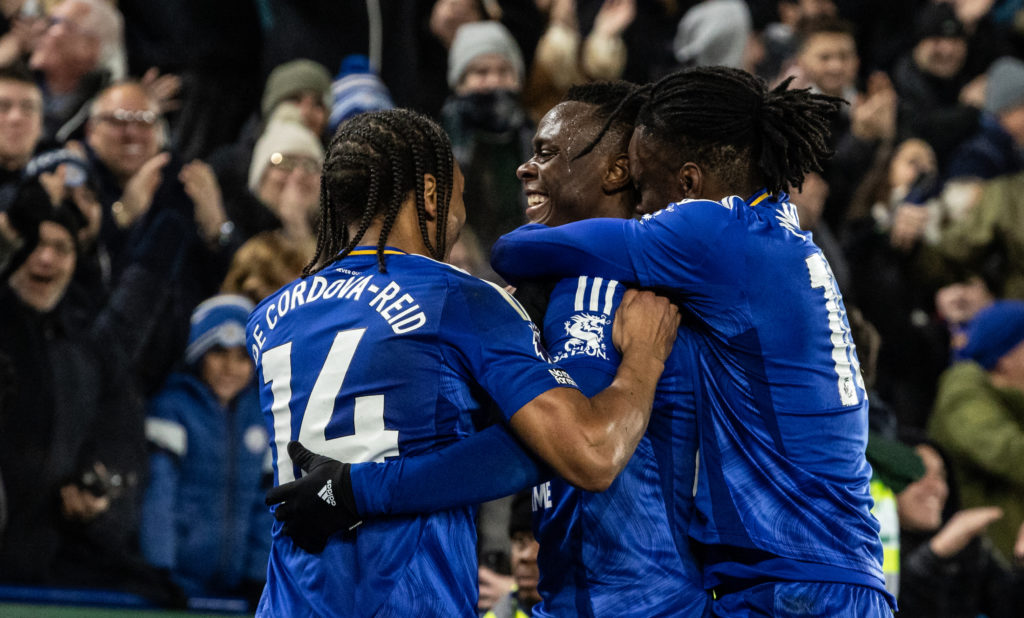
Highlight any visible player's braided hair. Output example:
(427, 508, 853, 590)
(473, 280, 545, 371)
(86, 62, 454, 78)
(569, 81, 650, 160)
(575, 67, 842, 195)
(637, 66, 842, 195)
(306, 108, 455, 275)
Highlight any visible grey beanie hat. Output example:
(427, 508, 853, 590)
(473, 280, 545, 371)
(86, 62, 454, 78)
(447, 21, 524, 90)
(261, 59, 333, 118)
(985, 56, 1024, 115)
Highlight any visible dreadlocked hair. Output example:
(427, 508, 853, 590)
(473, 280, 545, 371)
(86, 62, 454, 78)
(306, 108, 455, 275)
(636, 66, 843, 196)
(571, 81, 651, 160)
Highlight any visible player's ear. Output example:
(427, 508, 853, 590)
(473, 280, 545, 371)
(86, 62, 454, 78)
(603, 153, 631, 193)
(678, 163, 702, 199)
(422, 173, 438, 221)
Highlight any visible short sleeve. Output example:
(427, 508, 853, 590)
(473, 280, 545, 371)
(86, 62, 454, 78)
(442, 276, 581, 423)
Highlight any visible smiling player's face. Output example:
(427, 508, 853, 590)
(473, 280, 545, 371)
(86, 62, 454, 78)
(517, 101, 634, 226)
(517, 101, 605, 226)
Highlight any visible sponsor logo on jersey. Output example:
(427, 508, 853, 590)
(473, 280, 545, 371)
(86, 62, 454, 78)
(548, 368, 578, 388)
(532, 482, 553, 510)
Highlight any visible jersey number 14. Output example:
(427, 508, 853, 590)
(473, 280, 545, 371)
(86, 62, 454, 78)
(261, 328, 400, 483)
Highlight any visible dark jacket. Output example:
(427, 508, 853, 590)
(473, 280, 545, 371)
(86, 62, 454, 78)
(0, 285, 146, 585)
(946, 113, 1024, 181)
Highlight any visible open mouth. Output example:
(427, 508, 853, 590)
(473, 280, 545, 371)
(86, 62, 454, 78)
(524, 192, 549, 222)
(28, 272, 55, 286)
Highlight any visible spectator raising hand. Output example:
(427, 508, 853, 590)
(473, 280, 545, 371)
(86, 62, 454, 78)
(178, 159, 228, 245)
(851, 71, 897, 142)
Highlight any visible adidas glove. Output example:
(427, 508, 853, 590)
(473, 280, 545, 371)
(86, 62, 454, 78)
(265, 441, 361, 554)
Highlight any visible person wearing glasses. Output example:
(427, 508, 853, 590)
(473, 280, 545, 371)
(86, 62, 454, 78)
(231, 101, 325, 258)
(83, 80, 238, 395)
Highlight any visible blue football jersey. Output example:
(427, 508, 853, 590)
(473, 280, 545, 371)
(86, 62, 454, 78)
(246, 248, 579, 618)
(492, 191, 891, 601)
(531, 276, 708, 617)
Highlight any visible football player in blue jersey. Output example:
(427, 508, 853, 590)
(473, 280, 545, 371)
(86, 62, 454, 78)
(301, 82, 710, 617)
(491, 66, 897, 616)
(514, 81, 709, 617)
(247, 108, 680, 617)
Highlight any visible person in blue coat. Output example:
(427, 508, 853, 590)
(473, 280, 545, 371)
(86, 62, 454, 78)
(140, 294, 272, 605)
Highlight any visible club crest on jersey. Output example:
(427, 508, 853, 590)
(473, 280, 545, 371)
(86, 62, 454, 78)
(554, 313, 610, 362)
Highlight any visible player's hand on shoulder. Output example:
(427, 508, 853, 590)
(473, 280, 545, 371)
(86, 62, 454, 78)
(265, 441, 361, 554)
(612, 289, 680, 364)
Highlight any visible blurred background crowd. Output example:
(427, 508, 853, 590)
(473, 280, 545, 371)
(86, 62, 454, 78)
(0, 0, 1023, 615)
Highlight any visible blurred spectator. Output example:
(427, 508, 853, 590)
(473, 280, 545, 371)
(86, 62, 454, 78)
(789, 13, 858, 100)
(235, 102, 323, 256)
(787, 15, 898, 230)
(933, 163, 1024, 300)
(220, 231, 306, 305)
(0, 63, 43, 210)
(934, 270, 997, 356)
(0, 0, 43, 68)
(85, 80, 233, 276)
(29, 0, 126, 147)
(942, 0, 1014, 81)
(140, 294, 271, 607)
(521, 0, 635, 125)
(929, 300, 1024, 563)
(897, 439, 1024, 618)
(946, 55, 1024, 181)
(208, 58, 330, 245)
(394, 0, 489, 119)
(673, 0, 751, 69)
(755, 0, 837, 81)
(328, 54, 393, 135)
(259, 58, 331, 141)
(442, 20, 530, 258)
(482, 489, 540, 618)
(0, 188, 174, 602)
(84, 80, 235, 394)
(575, 0, 681, 85)
(844, 137, 952, 429)
(891, 2, 983, 169)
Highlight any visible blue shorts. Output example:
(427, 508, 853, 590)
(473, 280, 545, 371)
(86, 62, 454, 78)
(711, 582, 894, 617)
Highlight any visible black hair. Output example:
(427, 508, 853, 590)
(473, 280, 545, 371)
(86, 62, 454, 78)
(568, 80, 649, 160)
(794, 14, 857, 52)
(306, 108, 455, 275)
(574, 67, 841, 195)
(636, 66, 842, 195)
(0, 62, 37, 87)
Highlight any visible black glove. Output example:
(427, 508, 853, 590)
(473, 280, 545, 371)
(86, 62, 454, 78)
(265, 441, 361, 553)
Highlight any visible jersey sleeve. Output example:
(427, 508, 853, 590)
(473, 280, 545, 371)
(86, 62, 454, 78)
(442, 276, 581, 423)
(491, 204, 732, 294)
(543, 276, 623, 397)
(350, 424, 553, 515)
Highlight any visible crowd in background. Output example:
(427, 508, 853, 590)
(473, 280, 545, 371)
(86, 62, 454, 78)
(0, 0, 1023, 615)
